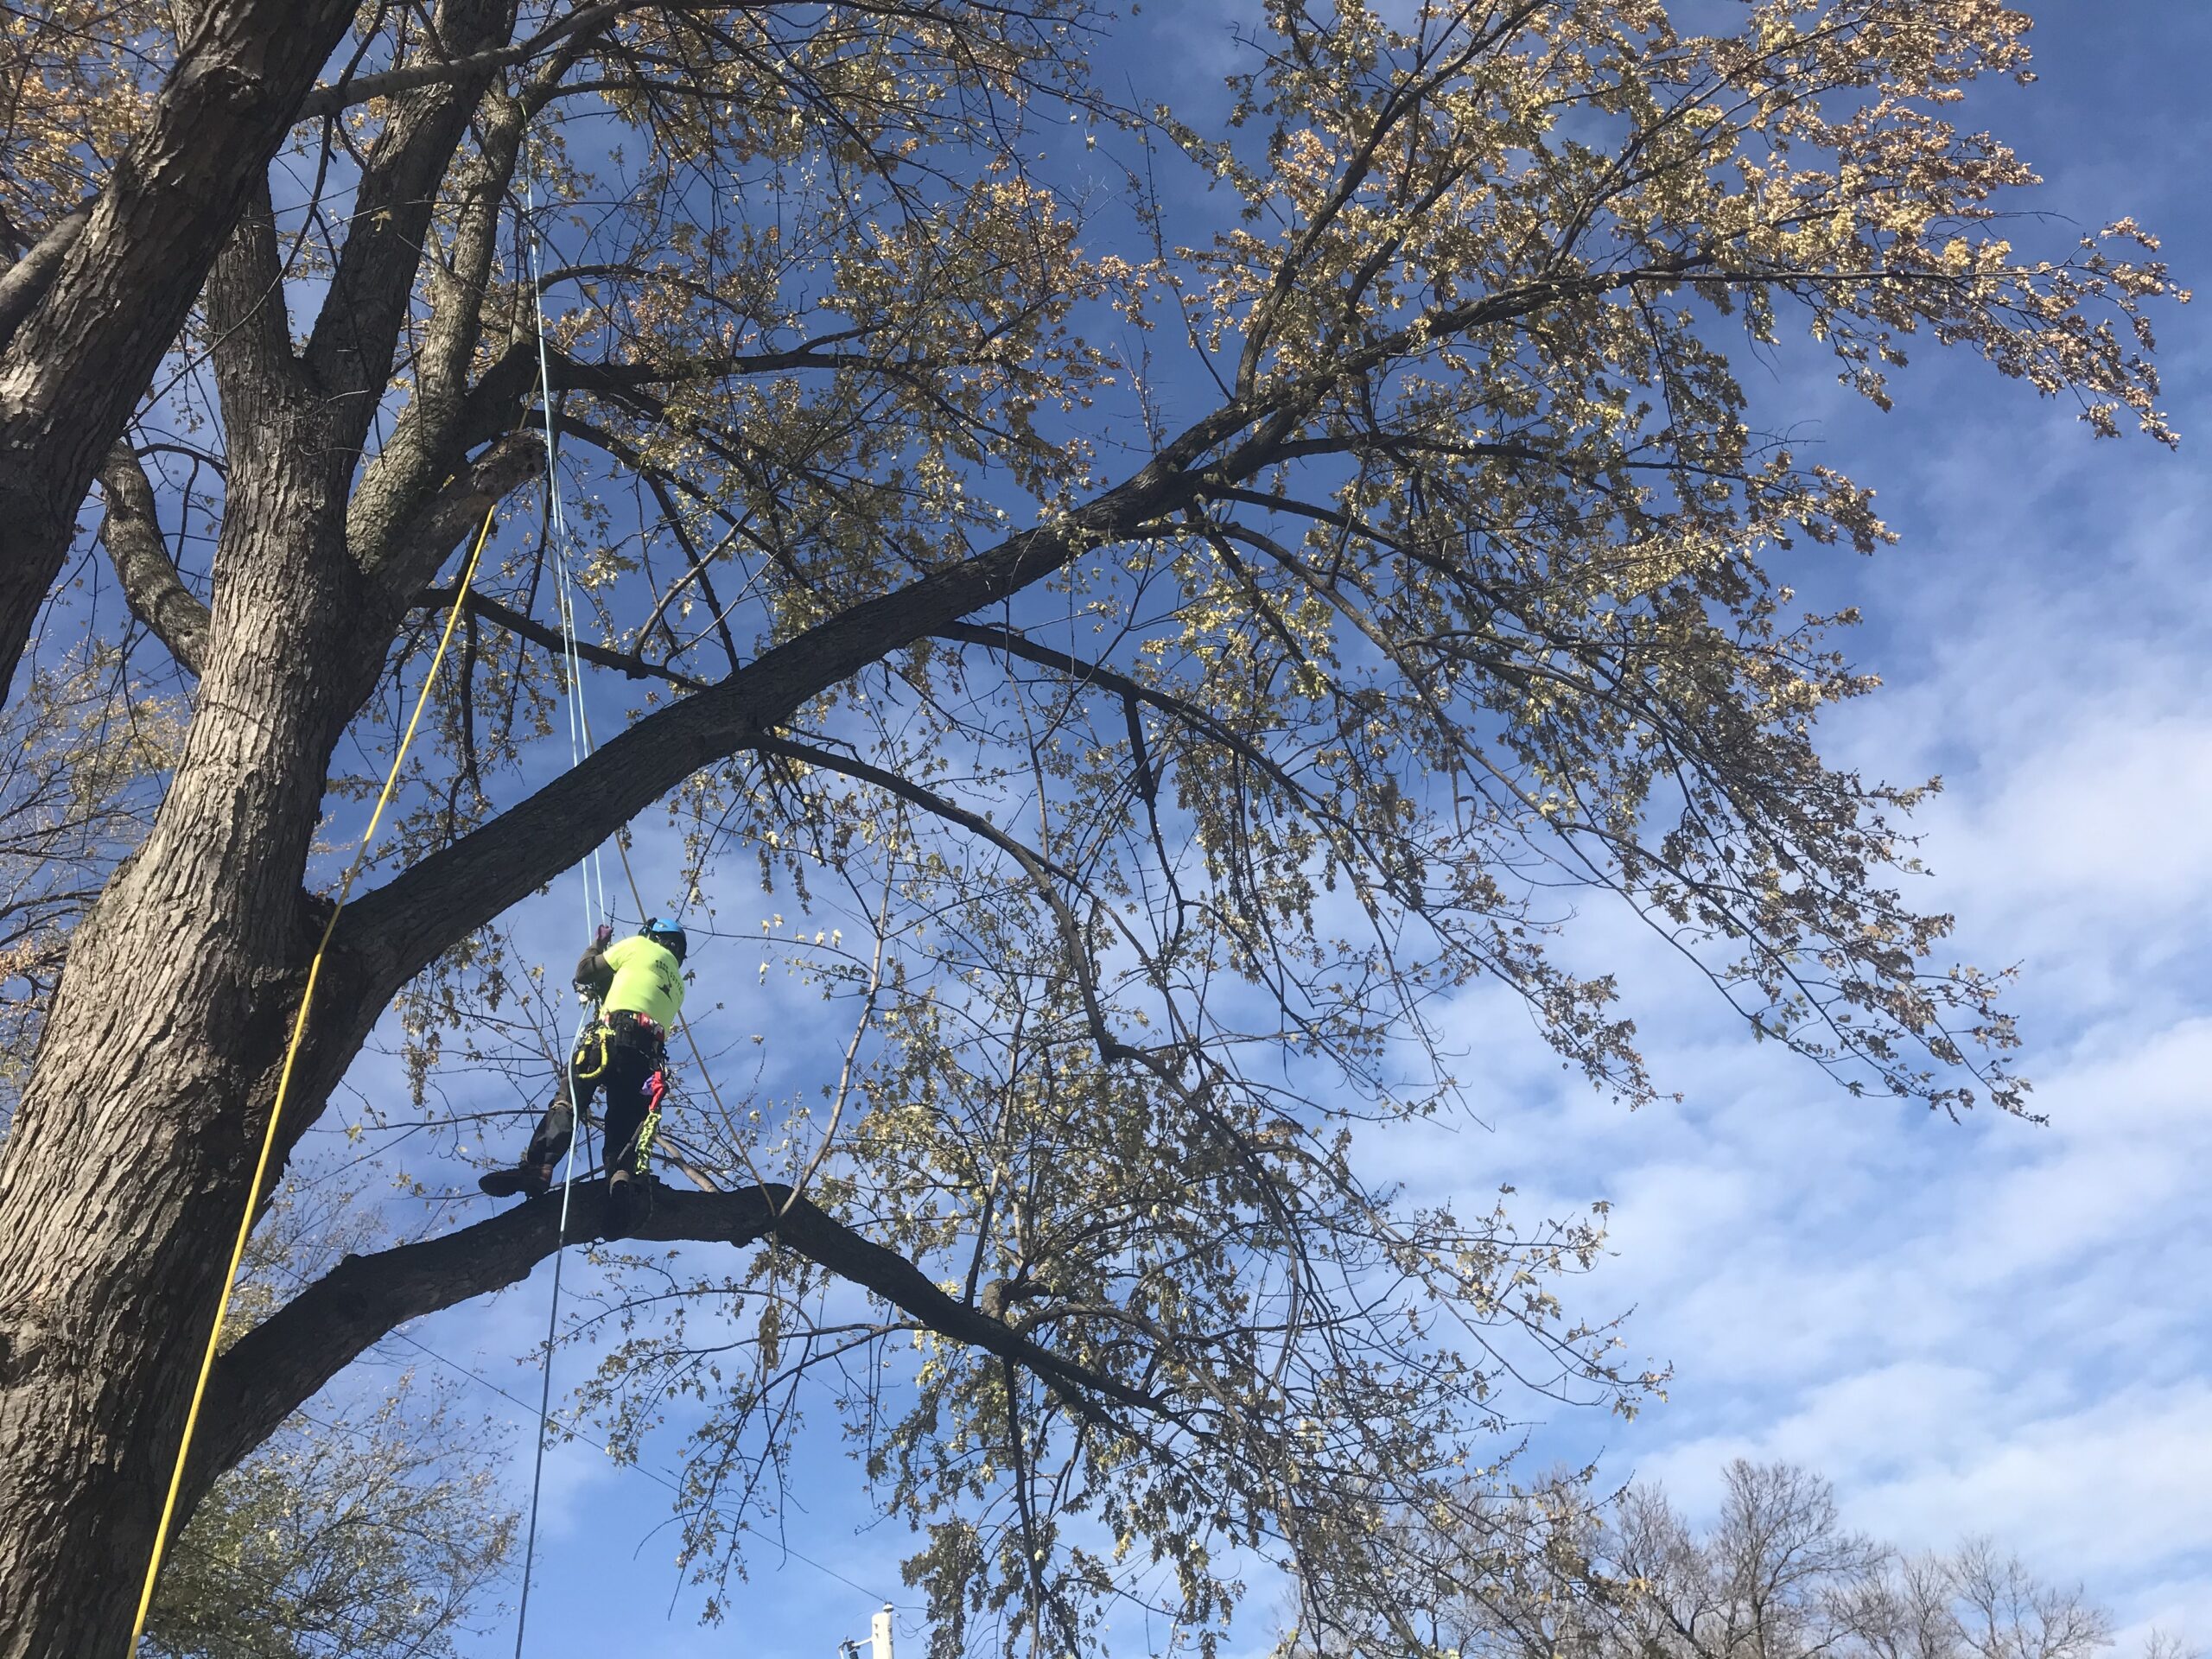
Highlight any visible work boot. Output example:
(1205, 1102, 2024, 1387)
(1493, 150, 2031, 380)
(478, 1161, 553, 1200)
(606, 1168, 655, 1234)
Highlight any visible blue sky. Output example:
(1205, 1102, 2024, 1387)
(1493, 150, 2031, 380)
(273, 4, 2212, 1655)
(1416, 2, 2212, 1642)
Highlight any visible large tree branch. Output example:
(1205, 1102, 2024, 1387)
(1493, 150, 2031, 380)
(97, 446, 209, 675)
(344, 16, 626, 594)
(302, 0, 513, 427)
(334, 453, 1211, 990)
(293, 0, 654, 120)
(189, 1181, 1160, 1516)
(367, 429, 544, 588)
(202, 176, 302, 420)
(452, 331, 891, 448)
(0, 196, 95, 353)
(551, 336, 903, 391)
(0, 0, 358, 699)
(330, 254, 1725, 997)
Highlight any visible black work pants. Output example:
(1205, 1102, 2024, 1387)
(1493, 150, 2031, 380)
(520, 1024, 668, 1179)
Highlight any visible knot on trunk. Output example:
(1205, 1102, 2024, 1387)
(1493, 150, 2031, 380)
(196, 62, 266, 117)
(978, 1274, 1050, 1322)
(0, 1327, 37, 1387)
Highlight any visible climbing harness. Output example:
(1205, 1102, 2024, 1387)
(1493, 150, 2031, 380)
(127, 502, 500, 1653)
(570, 1018, 613, 1082)
(569, 1007, 668, 1084)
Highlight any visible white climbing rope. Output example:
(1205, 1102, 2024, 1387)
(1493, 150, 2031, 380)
(509, 139, 608, 1659)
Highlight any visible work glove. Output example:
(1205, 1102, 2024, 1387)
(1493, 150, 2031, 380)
(593, 922, 613, 950)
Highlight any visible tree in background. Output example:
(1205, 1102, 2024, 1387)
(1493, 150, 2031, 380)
(0, 646, 180, 1117)
(144, 1374, 514, 1659)
(1610, 1463, 2127, 1659)
(1287, 1460, 2193, 1659)
(0, 3, 2183, 1655)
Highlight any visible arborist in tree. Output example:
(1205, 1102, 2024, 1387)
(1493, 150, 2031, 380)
(479, 917, 687, 1230)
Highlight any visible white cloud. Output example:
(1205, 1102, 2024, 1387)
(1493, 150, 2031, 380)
(1849, 1382, 2212, 1578)
(1402, 365, 2212, 1649)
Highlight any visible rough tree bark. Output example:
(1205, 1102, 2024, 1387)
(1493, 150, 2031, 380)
(0, 0, 358, 702)
(98, 444, 210, 676)
(0, 186, 385, 1656)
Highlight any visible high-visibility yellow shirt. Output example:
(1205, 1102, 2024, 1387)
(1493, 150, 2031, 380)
(602, 934, 684, 1027)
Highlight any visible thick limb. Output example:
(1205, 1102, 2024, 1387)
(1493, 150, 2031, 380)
(184, 1185, 1166, 1521)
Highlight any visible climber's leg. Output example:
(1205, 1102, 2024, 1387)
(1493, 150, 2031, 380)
(477, 1092, 575, 1200)
(601, 1039, 664, 1231)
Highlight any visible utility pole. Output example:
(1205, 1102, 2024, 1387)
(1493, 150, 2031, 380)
(837, 1603, 897, 1659)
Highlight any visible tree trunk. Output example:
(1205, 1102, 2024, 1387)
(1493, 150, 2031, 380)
(0, 366, 367, 1657)
(0, 0, 354, 701)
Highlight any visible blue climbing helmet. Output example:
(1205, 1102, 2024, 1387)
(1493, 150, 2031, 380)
(640, 916, 687, 963)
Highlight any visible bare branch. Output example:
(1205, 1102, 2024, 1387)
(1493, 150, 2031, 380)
(415, 586, 709, 691)
(294, 1, 653, 121)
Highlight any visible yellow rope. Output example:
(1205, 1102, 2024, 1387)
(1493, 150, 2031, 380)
(129, 501, 500, 1650)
